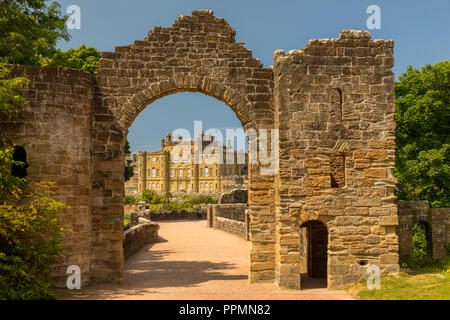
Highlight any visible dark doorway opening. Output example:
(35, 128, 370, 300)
(300, 220, 328, 288)
(11, 146, 29, 178)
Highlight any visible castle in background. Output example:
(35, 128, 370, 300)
(125, 132, 248, 196)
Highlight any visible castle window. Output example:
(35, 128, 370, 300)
(331, 88, 343, 122)
(187, 168, 191, 177)
(151, 182, 155, 190)
(210, 168, 213, 176)
(200, 168, 203, 176)
(147, 169, 150, 177)
(152, 168, 156, 177)
(205, 167, 209, 177)
(171, 169, 174, 177)
(156, 169, 159, 177)
(179, 169, 183, 177)
(210, 183, 212, 191)
(330, 152, 345, 188)
(11, 146, 29, 178)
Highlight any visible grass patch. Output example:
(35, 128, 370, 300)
(345, 256, 450, 300)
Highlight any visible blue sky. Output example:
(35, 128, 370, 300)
(56, 0, 450, 153)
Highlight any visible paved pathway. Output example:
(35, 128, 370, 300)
(60, 220, 353, 300)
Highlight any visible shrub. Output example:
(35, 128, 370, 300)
(0, 148, 66, 300)
(184, 195, 217, 205)
(123, 195, 138, 205)
(141, 190, 163, 204)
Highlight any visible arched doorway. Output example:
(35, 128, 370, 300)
(300, 221, 328, 288)
(90, 11, 275, 284)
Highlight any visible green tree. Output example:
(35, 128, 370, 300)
(124, 140, 134, 182)
(395, 61, 450, 207)
(0, 0, 70, 66)
(39, 45, 100, 74)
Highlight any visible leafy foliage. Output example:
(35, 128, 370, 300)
(183, 195, 217, 205)
(124, 140, 134, 182)
(0, 149, 66, 300)
(411, 222, 433, 266)
(141, 189, 164, 204)
(394, 61, 450, 207)
(123, 195, 139, 206)
(0, 63, 29, 114)
(0, 0, 70, 66)
(39, 45, 100, 74)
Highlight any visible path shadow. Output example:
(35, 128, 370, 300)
(301, 274, 327, 289)
(125, 258, 246, 289)
(61, 247, 247, 300)
(124, 248, 246, 289)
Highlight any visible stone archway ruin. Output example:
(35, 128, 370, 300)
(0, 10, 399, 290)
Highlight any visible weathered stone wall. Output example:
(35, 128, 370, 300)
(219, 189, 248, 204)
(207, 204, 249, 239)
(0, 65, 94, 287)
(0, 11, 400, 291)
(123, 220, 159, 259)
(397, 201, 449, 259)
(273, 30, 398, 288)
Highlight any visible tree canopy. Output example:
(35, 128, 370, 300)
(40, 45, 100, 74)
(0, 0, 70, 66)
(394, 61, 450, 207)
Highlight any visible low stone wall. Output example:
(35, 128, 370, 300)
(397, 201, 450, 258)
(123, 219, 159, 259)
(207, 204, 249, 239)
(219, 189, 248, 204)
(132, 209, 207, 222)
